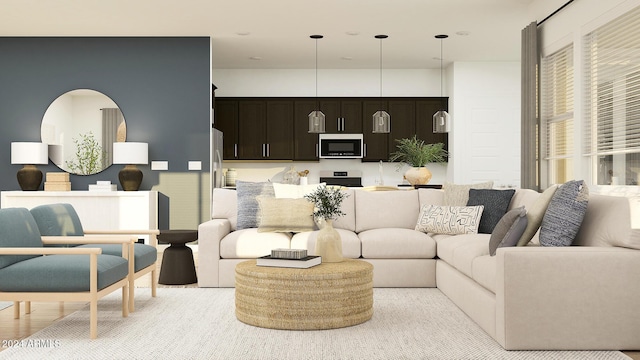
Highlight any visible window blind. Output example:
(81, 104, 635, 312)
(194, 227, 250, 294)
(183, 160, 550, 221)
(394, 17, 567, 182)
(584, 6, 640, 157)
(542, 44, 574, 160)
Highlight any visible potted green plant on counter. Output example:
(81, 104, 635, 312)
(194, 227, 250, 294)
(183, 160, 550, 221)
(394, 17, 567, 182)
(389, 135, 448, 185)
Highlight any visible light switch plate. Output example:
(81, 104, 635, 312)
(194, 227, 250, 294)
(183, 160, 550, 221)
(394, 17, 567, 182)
(188, 161, 202, 171)
(151, 161, 169, 171)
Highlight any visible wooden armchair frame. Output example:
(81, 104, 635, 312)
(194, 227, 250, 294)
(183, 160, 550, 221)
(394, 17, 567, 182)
(0, 235, 135, 339)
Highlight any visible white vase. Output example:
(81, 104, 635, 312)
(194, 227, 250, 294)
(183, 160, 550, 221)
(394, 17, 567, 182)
(404, 167, 432, 186)
(315, 219, 343, 263)
(299, 177, 308, 185)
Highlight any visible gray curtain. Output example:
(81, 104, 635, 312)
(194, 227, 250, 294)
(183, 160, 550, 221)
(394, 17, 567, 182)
(521, 21, 539, 190)
(101, 108, 123, 168)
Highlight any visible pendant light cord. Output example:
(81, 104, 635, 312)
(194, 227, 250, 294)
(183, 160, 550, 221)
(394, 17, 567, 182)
(380, 38, 383, 98)
(440, 39, 443, 97)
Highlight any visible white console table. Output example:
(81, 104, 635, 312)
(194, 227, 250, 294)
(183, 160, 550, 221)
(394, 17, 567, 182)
(1, 191, 158, 243)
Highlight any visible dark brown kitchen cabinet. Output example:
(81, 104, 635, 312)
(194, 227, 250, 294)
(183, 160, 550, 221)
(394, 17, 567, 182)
(214, 99, 239, 159)
(362, 100, 389, 162)
(415, 98, 448, 151)
(319, 99, 363, 133)
(237, 100, 294, 160)
(293, 100, 320, 160)
(388, 99, 416, 154)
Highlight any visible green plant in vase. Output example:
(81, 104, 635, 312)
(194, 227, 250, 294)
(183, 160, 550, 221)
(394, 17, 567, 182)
(389, 135, 448, 185)
(304, 185, 349, 263)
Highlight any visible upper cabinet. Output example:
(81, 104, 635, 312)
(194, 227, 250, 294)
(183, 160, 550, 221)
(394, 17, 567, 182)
(215, 97, 448, 162)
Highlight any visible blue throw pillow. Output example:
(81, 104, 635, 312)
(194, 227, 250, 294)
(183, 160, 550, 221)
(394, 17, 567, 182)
(539, 180, 589, 246)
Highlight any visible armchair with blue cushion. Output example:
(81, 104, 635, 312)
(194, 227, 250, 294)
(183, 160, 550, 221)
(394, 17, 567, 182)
(28, 203, 159, 312)
(0, 207, 134, 339)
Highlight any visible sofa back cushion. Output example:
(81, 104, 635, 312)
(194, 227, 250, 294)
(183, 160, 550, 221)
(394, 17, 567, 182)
(0, 208, 44, 269)
(418, 188, 444, 207)
(212, 188, 238, 230)
(355, 190, 420, 232)
(30, 203, 85, 236)
(574, 194, 640, 249)
(333, 188, 356, 232)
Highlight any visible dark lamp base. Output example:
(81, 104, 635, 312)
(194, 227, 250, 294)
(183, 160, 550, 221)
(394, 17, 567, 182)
(118, 164, 143, 191)
(17, 165, 43, 191)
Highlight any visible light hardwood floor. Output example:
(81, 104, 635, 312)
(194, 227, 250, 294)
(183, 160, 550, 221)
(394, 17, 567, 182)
(1, 247, 639, 359)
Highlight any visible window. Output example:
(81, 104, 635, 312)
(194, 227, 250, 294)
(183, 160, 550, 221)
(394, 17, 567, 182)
(584, 6, 640, 186)
(542, 44, 574, 184)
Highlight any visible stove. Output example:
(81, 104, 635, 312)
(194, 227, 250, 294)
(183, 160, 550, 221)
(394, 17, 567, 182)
(319, 170, 362, 187)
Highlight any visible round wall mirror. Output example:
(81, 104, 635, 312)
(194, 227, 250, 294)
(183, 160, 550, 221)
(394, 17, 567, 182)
(41, 89, 127, 175)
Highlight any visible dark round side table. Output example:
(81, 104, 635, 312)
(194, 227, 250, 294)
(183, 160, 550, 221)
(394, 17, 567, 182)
(158, 230, 198, 285)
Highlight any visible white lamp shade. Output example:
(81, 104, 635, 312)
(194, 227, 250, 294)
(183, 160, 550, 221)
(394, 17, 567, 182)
(11, 142, 48, 165)
(112, 142, 148, 165)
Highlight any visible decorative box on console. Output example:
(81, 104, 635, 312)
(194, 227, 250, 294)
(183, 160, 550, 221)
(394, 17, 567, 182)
(44, 172, 71, 191)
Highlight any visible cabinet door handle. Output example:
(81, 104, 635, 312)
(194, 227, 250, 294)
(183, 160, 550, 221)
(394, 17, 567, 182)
(316, 143, 319, 157)
(341, 117, 345, 132)
(234, 144, 238, 158)
(337, 118, 341, 132)
(364, 143, 367, 157)
(266, 143, 270, 157)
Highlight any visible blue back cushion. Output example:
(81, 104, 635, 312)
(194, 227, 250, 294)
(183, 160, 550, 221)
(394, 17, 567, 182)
(0, 208, 44, 269)
(30, 203, 85, 236)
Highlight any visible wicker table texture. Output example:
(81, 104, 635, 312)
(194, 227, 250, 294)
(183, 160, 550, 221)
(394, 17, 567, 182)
(235, 259, 373, 330)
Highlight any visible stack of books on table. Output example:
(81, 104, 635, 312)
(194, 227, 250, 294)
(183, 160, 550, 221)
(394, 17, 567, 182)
(44, 172, 71, 191)
(88, 181, 117, 191)
(256, 248, 321, 269)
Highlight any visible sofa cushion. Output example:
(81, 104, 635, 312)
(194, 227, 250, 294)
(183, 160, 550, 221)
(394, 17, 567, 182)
(220, 228, 291, 258)
(359, 228, 436, 259)
(290, 229, 360, 259)
(328, 188, 356, 232)
(355, 190, 420, 232)
(78, 243, 157, 272)
(472, 255, 497, 294)
(30, 203, 84, 236)
(435, 234, 490, 278)
(516, 185, 558, 246)
(256, 196, 316, 233)
(573, 194, 640, 249)
(415, 205, 484, 235)
(236, 181, 275, 230)
(418, 188, 444, 207)
(272, 182, 326, 199)
(467, 189, 515, 234)
(212, 188, 238, 230)
(0, 254, 128, 291)
(442, 181, 494, 206)
(0, 208, 44, 269)
(489, 206, 527, 256)
(539, 180, 589, 247)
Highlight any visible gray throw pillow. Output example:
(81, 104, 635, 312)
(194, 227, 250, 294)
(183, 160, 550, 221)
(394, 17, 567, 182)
(236, 181, 275, 230)
(489, 206, 528, 256)
(539, 180, 589, 247)
(467, 189, 516, 234)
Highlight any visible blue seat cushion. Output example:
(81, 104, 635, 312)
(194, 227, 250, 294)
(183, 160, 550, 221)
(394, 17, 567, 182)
(0, 254, 128, 292)
(77, 243, 157, 272)
(0, 208, 44, 269)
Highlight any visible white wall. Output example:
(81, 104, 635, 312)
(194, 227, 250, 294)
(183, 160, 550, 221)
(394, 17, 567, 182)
(212, 66, 520, 187)
(449, 62, 521, 187)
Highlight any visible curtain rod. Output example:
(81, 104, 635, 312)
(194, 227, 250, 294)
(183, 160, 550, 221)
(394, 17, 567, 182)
(538, 0, 575, 26)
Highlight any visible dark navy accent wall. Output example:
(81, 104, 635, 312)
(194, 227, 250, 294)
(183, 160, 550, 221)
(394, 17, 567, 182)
(0, 37, 210, 191)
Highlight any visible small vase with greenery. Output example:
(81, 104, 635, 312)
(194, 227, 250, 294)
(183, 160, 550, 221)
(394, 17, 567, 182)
(389, 135, 448, 185)
(304, 185, 349, 263)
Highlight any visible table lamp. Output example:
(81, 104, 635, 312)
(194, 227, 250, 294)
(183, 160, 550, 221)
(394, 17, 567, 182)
(11, 142, 49, 191)
(112, 142, 148, 191)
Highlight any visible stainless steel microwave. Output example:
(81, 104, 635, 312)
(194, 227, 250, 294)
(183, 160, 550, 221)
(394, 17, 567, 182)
(319, 134, 363, 159)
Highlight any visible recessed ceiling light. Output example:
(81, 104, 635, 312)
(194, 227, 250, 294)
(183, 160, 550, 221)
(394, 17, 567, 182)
(236, 31, 251, 36)
(341, 56, 353, 61)
(249, 56, 262, 61)
(346, 31, 360, 36)
(456, 31, 470, 36)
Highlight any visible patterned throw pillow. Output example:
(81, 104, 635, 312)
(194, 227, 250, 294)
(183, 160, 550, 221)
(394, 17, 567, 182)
(539, 180, 589, 247)
(489, 206, 528, 256)
(236, 181, 275, 230)
(467, 189, 516, 234)
(415, 205, 484, 235)
(442, 181, 494, 206)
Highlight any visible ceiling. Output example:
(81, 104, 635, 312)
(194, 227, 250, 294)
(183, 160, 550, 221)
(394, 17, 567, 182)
(0, 0, 563, 69)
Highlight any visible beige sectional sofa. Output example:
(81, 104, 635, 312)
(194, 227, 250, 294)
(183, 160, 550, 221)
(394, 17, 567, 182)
(197, 184, 640, 350)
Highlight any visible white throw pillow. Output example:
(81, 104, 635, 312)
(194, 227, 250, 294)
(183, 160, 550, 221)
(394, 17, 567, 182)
(273, 182, 326, 199)
(415, 204, 484, 235)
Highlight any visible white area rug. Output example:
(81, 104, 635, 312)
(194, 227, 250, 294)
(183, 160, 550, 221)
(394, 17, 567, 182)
(0, 288, 629, 360)
(0, 302, 11, 311)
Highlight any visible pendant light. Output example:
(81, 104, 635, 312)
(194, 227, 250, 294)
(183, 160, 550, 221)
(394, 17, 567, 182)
(372, 34, 390, 133)
(433, 34, 450, 133)
(308, 34, 326, 133)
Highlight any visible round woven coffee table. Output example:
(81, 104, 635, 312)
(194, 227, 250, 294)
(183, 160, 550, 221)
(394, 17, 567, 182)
(235, 259, 373, 330)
